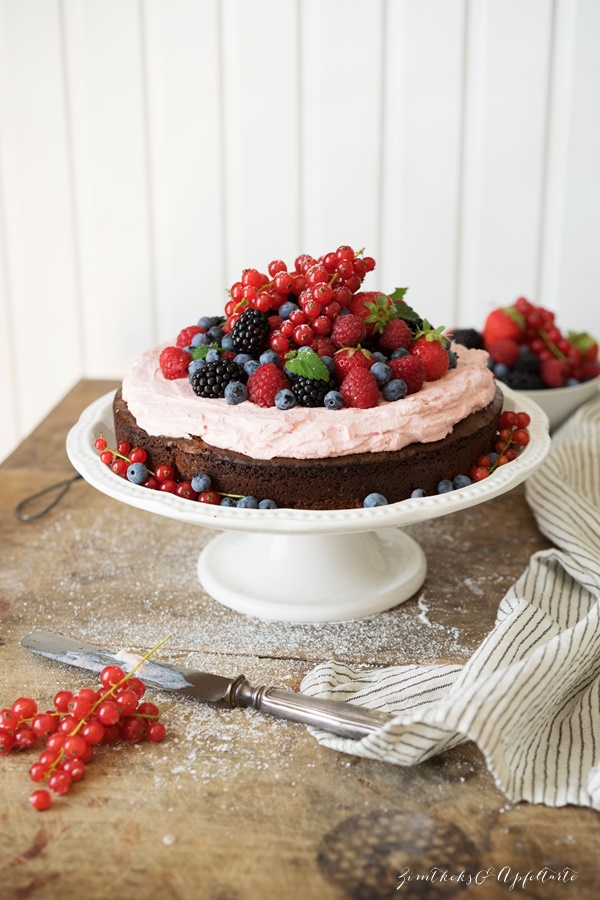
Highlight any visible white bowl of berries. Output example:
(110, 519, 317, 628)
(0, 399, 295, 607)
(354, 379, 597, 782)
(455, 297, 600, 432)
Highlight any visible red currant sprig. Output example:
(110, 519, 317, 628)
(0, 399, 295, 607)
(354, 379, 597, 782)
(470, 411, 531, 482)
(1, 636, 170, 811)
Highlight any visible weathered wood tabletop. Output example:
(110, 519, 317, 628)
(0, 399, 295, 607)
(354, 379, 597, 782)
(1, 380, 598, 900)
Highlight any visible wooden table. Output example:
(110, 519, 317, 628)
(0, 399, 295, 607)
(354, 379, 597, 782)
(1, 380, 598, 900)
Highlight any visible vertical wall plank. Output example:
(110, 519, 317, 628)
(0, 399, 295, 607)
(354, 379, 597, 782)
(380, 0, 466, 327)
(554, 0, 600, 335)
(0, 0, 80, 441)
(220, 0, 302, 277)
(299, 0, 384, 261)
(0, 185, 19, 463)
(143, 0, 225, 336)
(458, 0, 554, 328)
(62, 0, 154, 377)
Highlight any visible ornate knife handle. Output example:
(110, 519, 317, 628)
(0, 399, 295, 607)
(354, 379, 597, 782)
(232, 678, 392, 740)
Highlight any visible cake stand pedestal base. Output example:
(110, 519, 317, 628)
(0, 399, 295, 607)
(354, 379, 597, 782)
(197, 528, 427, 622)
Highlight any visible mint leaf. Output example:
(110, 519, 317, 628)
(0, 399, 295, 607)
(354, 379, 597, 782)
(190, 344, 220, 360)
(285, 348, 330, 381)
(389, 288, 421, 323)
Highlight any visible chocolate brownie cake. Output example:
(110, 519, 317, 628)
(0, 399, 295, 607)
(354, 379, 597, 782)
(112, 244, 504, 510)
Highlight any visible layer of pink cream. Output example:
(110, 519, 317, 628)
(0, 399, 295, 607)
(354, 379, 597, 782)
(122, 343, 496, 461)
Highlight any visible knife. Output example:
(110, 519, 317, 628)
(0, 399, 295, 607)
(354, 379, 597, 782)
(21, 630, 392, 741)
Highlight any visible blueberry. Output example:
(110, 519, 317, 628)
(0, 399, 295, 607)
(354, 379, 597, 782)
(208, 325, 224, 343)
(219, 496, 236, 507)
(191, 471, 211, 493)
(278, 301, 298, 319)
(260, 350, 280, 366)
(236, 496, 258, 509)
(258, 499, 278, 509)
(437, 479, 454, 493)
(233, 353, 252, 367)
(391, 347, 409, 359)
(324, 390, 344, 410)
(453, 474, 472, 489)
(363, 492, 388, 507)
(488, 452, 499, 464)
(205, 348, 221, 363)
(372, 351, 389, 363)
(493, 363, 510, 380)
(411, 488, 428, 498)
(225, 381, 248, 405)
(566, 377, 580, 386)
(244, 359, 261, 378)
(487, 356, 494, 370)
(382, 379, 407, 401)
(320, 356, 336, 376)
(275, 389, 296, 410)
(447, 348, 458, 369)
(188, 359, 207, 379)
(371, 362, 392, 387)
(283, 364, 298, 381)
(198, 316, 215, 330)
(127, 462, 148, 485)
(221, 334, 234, 352)
(192, 332, 210, 347)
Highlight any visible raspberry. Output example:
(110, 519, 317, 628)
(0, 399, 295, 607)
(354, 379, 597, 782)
(581, 359, 600, 381)
(487, 338, 520, 367)
(311, 336, 337, 357)
(247, 363, 290, 407)
(378, 318, 412, 351)
(159, 346, 190, 380)
(176, 325, 203, 349)
(388, 354, 426, 394)
(339, 367, 381, 409)
(331, 314, 366, 348)
(333, 347, 374, 382)
(540, 358, 568, 388)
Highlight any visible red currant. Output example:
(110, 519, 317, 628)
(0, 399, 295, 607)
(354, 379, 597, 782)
(117, 441, 131, 456)
(100, 665, 126, 688)
(12, 697, 38, 720)
(0, 729, 15, 754)
(129, 447, 147, 464)
(148, 722, 166, 743)
(176, 482, 197, 500)
(31, 713, 58, 738)
(111, 459, 128, 477)
(29, 762, 48, 783)
(137, 702, 159, 719)
(97, 700, 120, 726)
(159, 479, 178, 493)
(127, 677, 146, 700)
(29, 789, 52, 811)
(512, 428, 530, 447)
(197, 490, 221, 505)
(155, 464, 175, 482)
(516, 412, 530, 428)
(122, 716, 146, 743)
(81, 720, 105, 745)
(100, 450, 114, 465)
(67, 695, 92, 719)
(48, 771, 72, 795)
(62, 758, 86, 781)
(293, 324, 314, 346)
(14, 726, 37, 749)
(115, 689, 139, 716)
(64, 734, 88, 758)
(94, 438, 108, 451)
(470, 466, 490, 482)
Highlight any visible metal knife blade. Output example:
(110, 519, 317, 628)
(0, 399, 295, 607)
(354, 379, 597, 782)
(21, 630, 239, 706)
(21, 630, 393, 740)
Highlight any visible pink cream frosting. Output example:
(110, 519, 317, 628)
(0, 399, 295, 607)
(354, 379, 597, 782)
(122, 343, 496, 461)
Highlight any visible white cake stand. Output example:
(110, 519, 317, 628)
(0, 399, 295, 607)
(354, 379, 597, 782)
(66, 385, 550, 623)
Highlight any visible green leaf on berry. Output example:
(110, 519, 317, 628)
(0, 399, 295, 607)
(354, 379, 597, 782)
(285, 348, 330, 381)
(568, 330, 597, 353)
(389, 288, 421, 322)
(414, 320, 447, 344)
(364, 294, 396, 333)
(190, 344, 220, 360)
(504, 305, 526, 329)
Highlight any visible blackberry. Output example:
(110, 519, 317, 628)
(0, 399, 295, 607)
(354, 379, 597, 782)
(513, 347, 541, 374)
(408, 316, 425, 337)
(504, 370, 544, 391)
(190, 359, 245, 398)
(452, 328, 485, 350)
(230, 309, 270, 354)
(292, 376, 332, 407)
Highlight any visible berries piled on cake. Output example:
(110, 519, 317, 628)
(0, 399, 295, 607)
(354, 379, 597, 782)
(113, 245, 504, 510)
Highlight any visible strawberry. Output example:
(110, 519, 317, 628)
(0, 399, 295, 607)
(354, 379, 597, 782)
(331, 314, 366, 348)
(568, 331, 599, 362)
(333, 347, 374, 382)
(581, 359, 600, 381)
(247, 363, 290, 407)
(487, 338, 520, 367)
(347, 292, 394, 337)
(482, 307, 525, 347)
(176, 325, 204, 349)
(540, 358, 568, 388)
(388, 355, 426, 395)
(159, 346, 191, 380)
(339, 367, 381, 409)
(410, 322, 450, 381)
(378, 318, 412, 352)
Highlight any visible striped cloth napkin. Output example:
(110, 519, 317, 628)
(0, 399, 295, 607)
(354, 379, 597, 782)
(301, 393, 600, 808)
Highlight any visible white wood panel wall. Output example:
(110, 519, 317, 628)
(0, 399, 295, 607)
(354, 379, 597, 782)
(0, 0, 599, 463)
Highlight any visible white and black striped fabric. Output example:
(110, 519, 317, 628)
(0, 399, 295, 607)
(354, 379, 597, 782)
(301, 394, 600, 807)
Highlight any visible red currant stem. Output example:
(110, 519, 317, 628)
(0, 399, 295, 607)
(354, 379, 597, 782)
(41, 748, 66, 780)
(95, 442, 157, 478)
(354, 248, 365, 258)
(538, 328, 567, 361)
(218, 491, 244, 499)
(488, 436, 516, 475)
